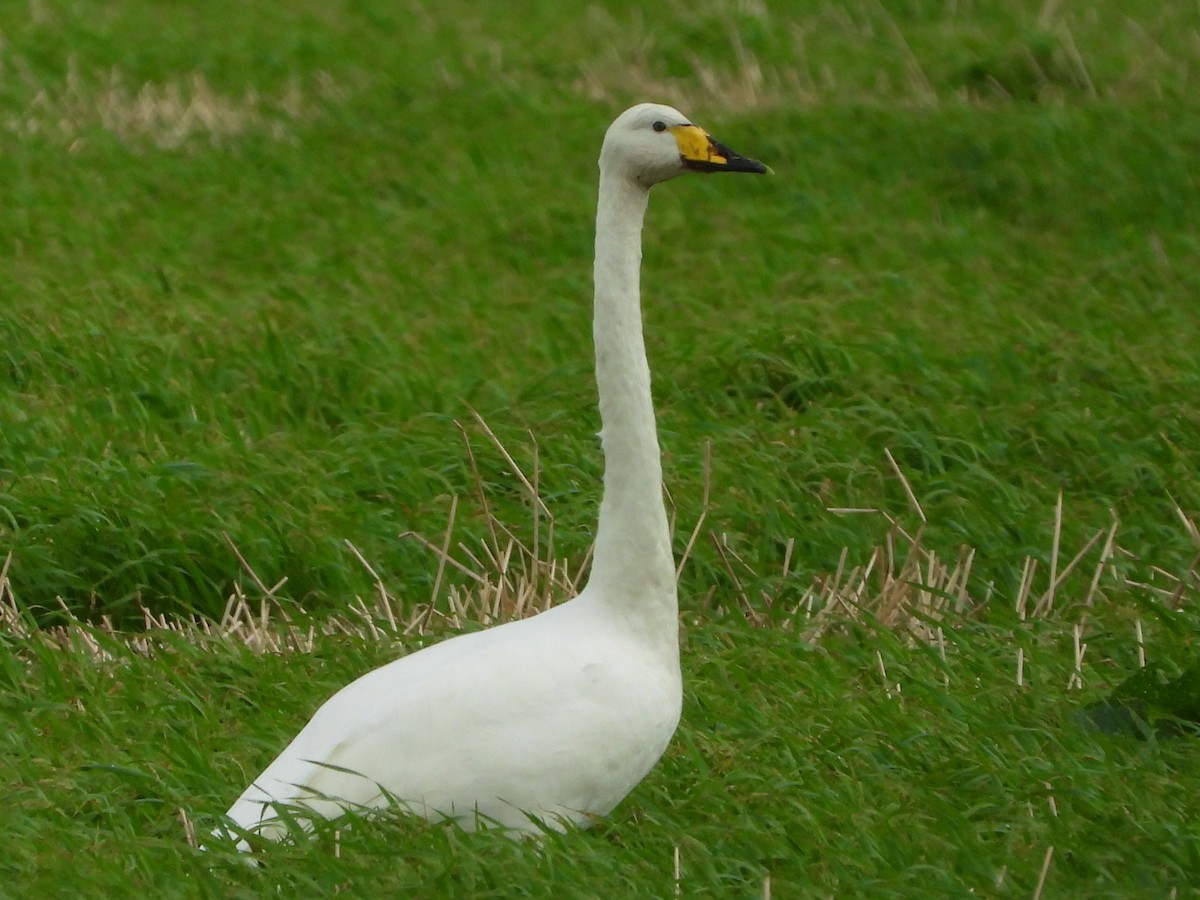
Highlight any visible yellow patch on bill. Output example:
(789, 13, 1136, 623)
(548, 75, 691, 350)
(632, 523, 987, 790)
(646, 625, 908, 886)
(669, 124, 727, 165)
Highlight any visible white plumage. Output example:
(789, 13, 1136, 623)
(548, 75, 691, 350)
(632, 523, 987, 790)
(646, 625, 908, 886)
(218, 103, 766, 848)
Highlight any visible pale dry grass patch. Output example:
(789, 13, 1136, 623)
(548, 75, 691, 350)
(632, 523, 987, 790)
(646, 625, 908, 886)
(575, 28, 816, 114)
(572, 0, 938, 113)
(574, 0, 1199, 112)
(574, 15, 814, 114)
(3, 59, 342, 149)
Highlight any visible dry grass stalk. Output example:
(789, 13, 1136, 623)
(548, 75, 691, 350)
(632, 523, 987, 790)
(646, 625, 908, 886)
(676, 440, 712, 579)
(1035, 522, 1107, 616)
(1045, 490, 1064, 615)
(0, 553, 30, 641)
(876, 650, 897, 699)
(1032, 845, 1055, 900)
(1068, 620, 1087, 690)
(178, 808, 198, 849)
(1083, 515, 1120, 605)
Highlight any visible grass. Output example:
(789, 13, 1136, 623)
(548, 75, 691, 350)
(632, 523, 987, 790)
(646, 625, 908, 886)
(2, 0, 1200, 894)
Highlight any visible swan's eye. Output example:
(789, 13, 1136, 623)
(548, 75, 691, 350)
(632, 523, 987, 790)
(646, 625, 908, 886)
(652, 121, 667, 133)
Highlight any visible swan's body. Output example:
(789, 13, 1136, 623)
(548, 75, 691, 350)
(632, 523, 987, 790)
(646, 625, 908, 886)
(219, 104, 766, 847)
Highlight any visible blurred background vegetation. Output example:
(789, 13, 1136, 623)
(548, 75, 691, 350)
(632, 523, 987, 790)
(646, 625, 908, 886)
(1, 0, 1197, 625)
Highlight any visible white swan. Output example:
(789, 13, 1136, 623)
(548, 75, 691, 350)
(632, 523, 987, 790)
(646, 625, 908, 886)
(218, 103, 767, 848)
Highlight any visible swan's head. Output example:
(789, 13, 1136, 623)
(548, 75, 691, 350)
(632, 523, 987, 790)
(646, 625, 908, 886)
(600, 102, 769, 187)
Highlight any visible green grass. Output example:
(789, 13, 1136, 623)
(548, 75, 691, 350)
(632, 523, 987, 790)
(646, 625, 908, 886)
(2, 0, 1200, 894)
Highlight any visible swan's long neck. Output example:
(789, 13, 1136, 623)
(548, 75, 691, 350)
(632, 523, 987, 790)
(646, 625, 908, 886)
(586, 169, 677, 633)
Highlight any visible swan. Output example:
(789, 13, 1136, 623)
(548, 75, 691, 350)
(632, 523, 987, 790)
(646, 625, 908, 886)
(217, 103, 767, 848)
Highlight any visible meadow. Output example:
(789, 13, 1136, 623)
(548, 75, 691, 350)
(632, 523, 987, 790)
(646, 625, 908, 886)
(2, 0, 1199, 895)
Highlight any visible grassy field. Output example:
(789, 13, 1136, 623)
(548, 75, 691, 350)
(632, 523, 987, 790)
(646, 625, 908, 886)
(3, 0, 1200, 895)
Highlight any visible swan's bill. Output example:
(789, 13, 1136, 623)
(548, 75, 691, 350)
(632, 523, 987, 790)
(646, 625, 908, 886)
(670, 124, 769, 174)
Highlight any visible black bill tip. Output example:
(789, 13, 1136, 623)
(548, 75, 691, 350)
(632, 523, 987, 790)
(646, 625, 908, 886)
(683, 138, 770, 174)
